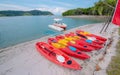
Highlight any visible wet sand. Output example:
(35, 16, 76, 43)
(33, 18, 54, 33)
(0, 23, 119, 75)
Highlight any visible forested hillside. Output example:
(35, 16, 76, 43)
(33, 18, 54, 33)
(0, 10, 53, 17)
(62, 0, 117, 16)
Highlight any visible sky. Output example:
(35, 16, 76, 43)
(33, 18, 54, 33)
(0, 0, 99, 15)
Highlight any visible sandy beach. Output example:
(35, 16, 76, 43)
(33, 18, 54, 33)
(0, 23, 119, 75)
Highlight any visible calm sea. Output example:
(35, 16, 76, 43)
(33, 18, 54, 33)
(0, 16, 105, 48)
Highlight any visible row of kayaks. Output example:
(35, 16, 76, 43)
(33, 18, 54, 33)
(36, 30, 107, 70)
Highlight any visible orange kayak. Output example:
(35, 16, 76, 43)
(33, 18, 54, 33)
(36, 42, 82, 70)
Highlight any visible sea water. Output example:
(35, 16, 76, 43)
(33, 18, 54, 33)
(0, 16, 105, 48)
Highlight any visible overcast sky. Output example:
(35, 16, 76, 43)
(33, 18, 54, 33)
(0, 0, 99, 15)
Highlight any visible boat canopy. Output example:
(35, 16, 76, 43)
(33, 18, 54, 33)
(54, 18, 62, 22)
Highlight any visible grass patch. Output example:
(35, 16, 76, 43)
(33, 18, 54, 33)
(107, 27, 120, 75)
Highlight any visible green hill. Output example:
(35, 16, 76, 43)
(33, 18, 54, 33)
(0, 10, 53, 17)
(62, 0, 117, 16)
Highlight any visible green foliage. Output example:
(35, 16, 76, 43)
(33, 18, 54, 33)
(0, 10, 53, 17)
(105, 0, 117, 7)
(62, 10, 75, 16)
(23, 13, 32, 16)
(62, 0, 117, 16)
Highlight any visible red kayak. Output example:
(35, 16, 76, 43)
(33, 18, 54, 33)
(57, 35, 103, 50)
(76, 30, 107, 42)
(67, 32, 105, 45)
(36, 42, 82, 70)
(48, 38, 90, 60)
(55, 35, 95, 51)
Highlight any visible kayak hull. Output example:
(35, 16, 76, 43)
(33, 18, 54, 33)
(65, 32, 103, 49)
(48, 38, 90, 60)
(76, 30, 107, 42)
(56, 35, 95, 51)
(76, 39, 103, 50)
(36, 42, 81, 70)
(68, 32, 105, 45)
(60, 47, 90, 60)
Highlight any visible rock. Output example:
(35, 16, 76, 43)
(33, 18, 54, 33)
(95, 64, 101, 71)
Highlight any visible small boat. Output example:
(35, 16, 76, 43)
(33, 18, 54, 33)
(48, 38, 90, 60)
(36, 42, 82, 70)
(48, 18, 67, 31)
(55, 35, 95, 51)
(48, 25, 64, 31)
(76, 30, 107, 42)
(64, 33, 103, 50)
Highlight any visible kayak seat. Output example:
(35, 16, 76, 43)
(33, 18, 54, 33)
(86, 39, 92, 43)
(70, 41, 76, 44)
(67, 60, 72, 65)
(69, 46, 76, 51)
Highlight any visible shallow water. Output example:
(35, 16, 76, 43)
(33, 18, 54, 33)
(0, 16, 105, 48)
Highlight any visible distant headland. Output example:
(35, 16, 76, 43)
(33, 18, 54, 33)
(0, 10, 53, 17)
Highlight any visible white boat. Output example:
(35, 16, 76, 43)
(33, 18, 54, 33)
(48, 25, 64, 31)
(48, 18, 67, 31)
(53, 22, 67, 29)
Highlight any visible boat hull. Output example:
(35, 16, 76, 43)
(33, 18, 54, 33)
(48, 25, 64, 31)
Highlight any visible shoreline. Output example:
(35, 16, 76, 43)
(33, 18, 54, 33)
(0, 15, 54, 18)
(0, 23, 119, 75)
(0, 15, 108, 18)
(0, 23, 103, 50)
(64, 15, 109, 19)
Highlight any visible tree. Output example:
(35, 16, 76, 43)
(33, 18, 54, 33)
(62, 0, 117, 16)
